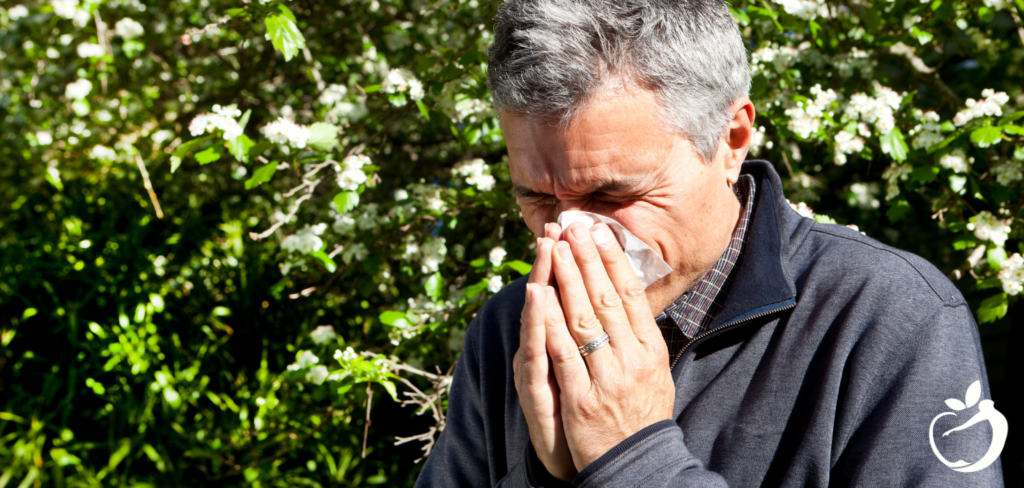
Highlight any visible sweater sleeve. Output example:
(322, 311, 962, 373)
(568, 420, 729, 487)
(830, 302, 1005, 486)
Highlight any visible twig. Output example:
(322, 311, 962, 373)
(303, 46, 326, 92)
(362, 383, 373, 458)
(780, 149, 795, 177)
(181, 18, 232, 45)
(93, 11, 110, 94)
(134, 153, 164, 219)
(249, 193, 312, 241)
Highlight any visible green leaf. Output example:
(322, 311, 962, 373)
(174, 135, 213, 158)
(379, 311, 407, 325)
(416, 100, 430, 120)
(911, 26, 934, 45)
(363, 84, 382, 93)
(169, 156, 182, 174)
(469, 258, 486, 268)
(333, 191, 360, 212)
(1003, 125, 1024, 136)
(45, 167, 63, 191)
(463, 279, 489, 299)
(910, 165, 939, 184)
(307, 122, 339, 151)
(970, 126, 1002, 147)
(978, 6, 995, 23)
(277, 4, 297, 22)
(880, 128, 909, 161)
(886, 199, 911, 223)
(977, 293, 1008, 323)
(311, 250, 337, 273)
(379, 379, 398, 401)
(728, 5, 750, 25)
(264, 14, 306, 62)
(238, 109, 252, 130)
(21, 308, 38, 320)
(998, 111, 1024, 126)
(228, 134, 253, 163)
(504, 260, 533, 276)
(245, 161, 278, 190)
(425, 272, 444, 301)
(952, 237, 978, 251)
(248, 140, 273, 161)
(194, 146, 222, 165)
(987, 246, 1007, 270)
(976, 278, 1003, 290)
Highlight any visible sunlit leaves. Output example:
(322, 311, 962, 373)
(306, 122, 339, 151)
(244, 161, 278, 190)
(264, 6, 306, 62)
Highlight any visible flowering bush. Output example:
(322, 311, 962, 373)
(0, 0, 1021, 485)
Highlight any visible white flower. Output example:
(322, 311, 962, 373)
(261, 117, 310, 148)
(394, 189, 409, 201)
(341, 242, 368, 265)
(336, 155, 371, 191)
(785, 84, 836, 139)
(65, 78, 92, 100)
(844, 84, 904, 136)
(281, 223, 328, 254)
(939, 149, 969, 173)
(998, 254, 1024, 296)
(489, 246, 507, 268)
(114, 18, 145, 40)
(487, 275, 504, 293)
(454, 158, 496, 191)
(51, 0, 88, 26)
(833, 130, 865, 166)
(333, 215, 356, 234)
(421, 237, 447, 273)
(36, 131, 53, 146)
(89, 145, 117, 161)
(953, 89, 1009, 126)
(788, 200, 816, 218)
(967, 211, 1011, 247)
(305, 365, 329, 385)
(189, 107, 244, 140)
(287, 350, 320, 371)
(8, 5, 29, 20)
(343, 154, 371, 169)
(76, 42, 104, 58)
(992, 162, 1023, 186)
(847, 182, 880, 209)
(773, 0, 827, 20)
(408, 78, 425, 101)
(309, 325, 337, 344)
(749, 126, 767, 155)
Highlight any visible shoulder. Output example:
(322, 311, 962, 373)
(787, 220, 966, 322)
(463, 276, 528, 359)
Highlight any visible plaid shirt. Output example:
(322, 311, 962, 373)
(655, 175, 755, 362)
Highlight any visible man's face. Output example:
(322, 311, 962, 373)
(504, 87, 750, 310)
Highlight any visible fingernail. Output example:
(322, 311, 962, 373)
(544, 223, 552, 235)
(569, 223, 590, 243)
(592, 224, 614, 249)
(557, 241, 572, 261)
(525, 283, 535, 301)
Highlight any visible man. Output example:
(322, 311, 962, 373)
(417, 0, 1003, 486)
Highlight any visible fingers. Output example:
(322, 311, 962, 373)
(543, 286, 591, 395)
(519, 283, 548, 364)
(545, 222, 562, 241)
(588, 223, 663, 349)
(556, 226, 639, 352)
(530, 237, 556, 287)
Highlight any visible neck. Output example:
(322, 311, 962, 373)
(645, 184, 743, 316)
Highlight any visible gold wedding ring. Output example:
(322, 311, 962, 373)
(578, 332, 610, 357)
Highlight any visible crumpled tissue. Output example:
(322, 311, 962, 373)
(556, 211, 673, 288)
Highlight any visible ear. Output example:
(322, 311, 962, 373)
(721, 98, 755, 184)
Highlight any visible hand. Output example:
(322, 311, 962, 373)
(514, 224, 577, 481)
(546, 222, 675, 471)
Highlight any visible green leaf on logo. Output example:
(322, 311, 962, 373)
(307, 122, 339, 151)
(244, 161, 278, 190)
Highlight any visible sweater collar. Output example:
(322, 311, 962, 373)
(705, 160, 798, 331)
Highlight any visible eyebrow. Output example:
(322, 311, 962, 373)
(513, 178, 644, 199)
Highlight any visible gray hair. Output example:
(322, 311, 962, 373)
(487, 0, 750, 163)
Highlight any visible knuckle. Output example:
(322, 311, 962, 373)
(575, 312, 603, 335)
(550, 343, 579, 366)
(595, 289, 622, 311)
(575, 246, 601, 267)
(622, 282, 646, 301)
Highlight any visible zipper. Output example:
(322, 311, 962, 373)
(669, 301, 796, 370)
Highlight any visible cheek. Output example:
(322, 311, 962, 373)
(520, 206, 557, 236)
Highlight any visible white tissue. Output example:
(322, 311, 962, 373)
(556, 211, 673, 288)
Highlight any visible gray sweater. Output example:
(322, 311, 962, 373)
(416, 161, 1004, 487)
